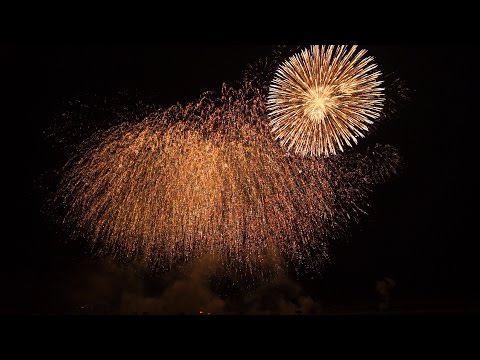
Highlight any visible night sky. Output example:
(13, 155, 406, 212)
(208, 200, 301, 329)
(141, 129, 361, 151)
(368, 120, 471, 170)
(2, 45, 476, 315)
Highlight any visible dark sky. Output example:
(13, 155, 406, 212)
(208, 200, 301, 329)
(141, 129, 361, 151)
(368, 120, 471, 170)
(2, 45, 476, 314)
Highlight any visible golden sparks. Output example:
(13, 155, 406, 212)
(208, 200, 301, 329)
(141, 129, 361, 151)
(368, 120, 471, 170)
(56, 81, 399, 277)
(268, 45, 384, 157)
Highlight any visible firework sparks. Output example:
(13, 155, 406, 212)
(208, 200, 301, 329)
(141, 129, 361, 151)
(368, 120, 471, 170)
(267, 45, 384, 157)
(55, 79, 399, 277)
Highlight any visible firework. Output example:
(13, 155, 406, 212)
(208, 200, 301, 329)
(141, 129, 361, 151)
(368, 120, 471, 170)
(55, 80, 399, 277)
(267, 45, 384, 157)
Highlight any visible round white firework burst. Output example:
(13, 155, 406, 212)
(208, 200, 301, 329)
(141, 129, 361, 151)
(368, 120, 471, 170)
(267, 45, 385, 157)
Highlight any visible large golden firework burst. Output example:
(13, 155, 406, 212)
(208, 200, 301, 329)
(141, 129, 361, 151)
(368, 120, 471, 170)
(55, 82, 399, 277)
(267, 45, 385, 157)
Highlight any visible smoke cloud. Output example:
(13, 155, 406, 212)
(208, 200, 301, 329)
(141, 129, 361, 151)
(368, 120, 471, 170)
(59, 257, 322, 315)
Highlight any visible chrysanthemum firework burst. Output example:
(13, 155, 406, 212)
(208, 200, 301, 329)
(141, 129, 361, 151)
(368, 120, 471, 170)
(267, 45, 385, 157)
